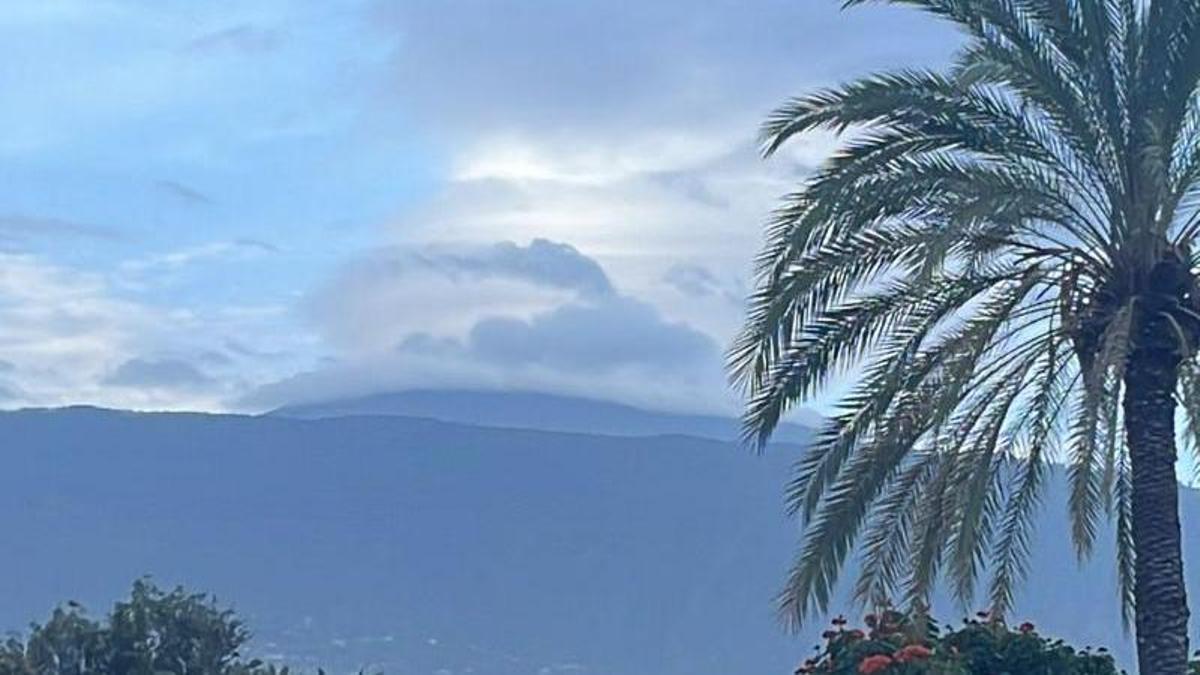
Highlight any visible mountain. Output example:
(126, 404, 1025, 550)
(0, 393, 1190, 673)
(0, 403, 804, 675)
(270, 389, 815, 444)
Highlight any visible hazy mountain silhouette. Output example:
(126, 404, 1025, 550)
(272, 388, 815, 444)
(0, 393, 1190, 673)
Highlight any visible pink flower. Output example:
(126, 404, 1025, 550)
(859, 654, 893, 674)
(894, 644, 933, 663)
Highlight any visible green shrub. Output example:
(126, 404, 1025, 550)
(0, 579, 317, 675)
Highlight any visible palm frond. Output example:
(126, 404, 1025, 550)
(1067, 301, 1132, 558)
(736, 0, 1200, 636)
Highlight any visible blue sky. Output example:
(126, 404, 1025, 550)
(1, 0, 956, 414)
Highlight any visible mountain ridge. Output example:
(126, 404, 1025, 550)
(0, 392, 1191, 673)
(270, 388, 816, 444)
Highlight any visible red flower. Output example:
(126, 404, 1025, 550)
(1019, 622, 1036, 634)
(847, 629, 865, 641)
(858, 654, 893, 674)
(894, 644, 933, 663)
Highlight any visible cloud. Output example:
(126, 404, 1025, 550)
(184, 24, 284, 55)
(233, 238, 281, 254)
(0, 252, 317, 412)
(464, 296, 714, 372)
(223, 338, 291, 362)
(154, 180, 215, 207)
(244, 240, 729, 414)
(242, 324, 728, 415)
(0, 213, 120, 243)
(395, 136, 807, 348)
(121, 240, 276, 274)
(0, 254, 155, 406)
(663, 264, 723, 298)
(357, 0, 960, 377)
(308, 239, 617, 353)
(334, 239, 611, 297)
(368, 0, 955, 136)
(103, 357, 216, 390)
(0, 0, 958, 419)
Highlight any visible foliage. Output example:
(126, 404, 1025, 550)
(0, 579, 334, 675)
(795, 610, 1126, 675)
(728, 0, 1200, 644)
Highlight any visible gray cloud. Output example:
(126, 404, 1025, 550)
(154, 180, 215, 207)
(243, 241, 728, 413)
(103, 358, 215, 391)
(663, 264, 722, 298)
(414, 295, 718, 373)
(321, 238, 612, 307)
(662, 263, 746, 306)
(306, 238, 624, 356)
(408, 238, 611, 296)
(224, 339, 291, 362)
(195, 350, 235, 367)
(240, 293, 725, 414)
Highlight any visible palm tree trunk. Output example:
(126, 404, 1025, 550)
(1125, 346, 1190, 674)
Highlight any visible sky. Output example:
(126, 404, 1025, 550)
(0, 0, 958, 416)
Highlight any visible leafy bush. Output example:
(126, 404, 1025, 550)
(795, 609, 1121, 675)
(0, 579, 311, 675)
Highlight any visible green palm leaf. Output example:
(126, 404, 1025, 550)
(733, 1, 1200, 671)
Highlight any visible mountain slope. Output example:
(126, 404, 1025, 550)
(270, 389, 815, 444)
(0, 400, 1190, 673)
(0, 406, 801, 675)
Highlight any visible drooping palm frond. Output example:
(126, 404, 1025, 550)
(987, 323, 1072, 617)
(1179, 362, 1200, 482)
(732, 0, 1200, 631)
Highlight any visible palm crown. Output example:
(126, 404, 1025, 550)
(731, 1, 1200, 672)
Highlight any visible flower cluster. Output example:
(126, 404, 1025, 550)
(792, 609, 1122, 675)
(794, 610, 938, 674)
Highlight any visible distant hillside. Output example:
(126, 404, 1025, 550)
(271, 389, 815, 444)
(0, 397, 1191, 672)
(0, 406, 802, 675)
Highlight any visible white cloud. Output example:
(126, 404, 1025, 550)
(120, 240, 275, 274)
(391, 132, 816, 347)
(453, 131, 741, 186)
(0, 253, 319, 412)
(0, 254, 154, 407)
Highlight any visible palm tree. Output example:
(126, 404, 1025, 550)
(729, 1, 1200, 672)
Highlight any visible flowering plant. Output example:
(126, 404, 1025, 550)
(794, 609, 1120, 675)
